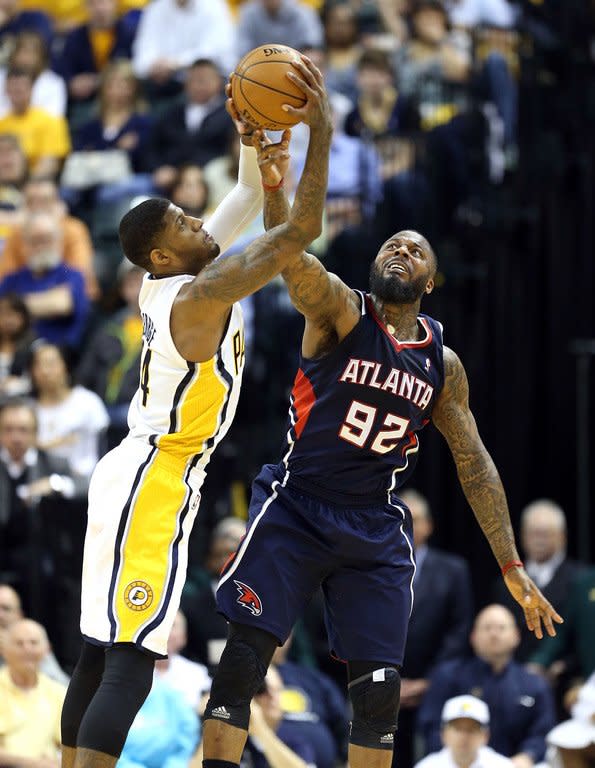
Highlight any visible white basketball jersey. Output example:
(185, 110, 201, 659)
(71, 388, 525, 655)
(127, 273, 245, 481)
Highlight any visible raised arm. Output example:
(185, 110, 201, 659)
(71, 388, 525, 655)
(171, 57, 334, 361)
(253, 119, 360, 358)
(189, 60, 332, 307)
(432, 346, 563, 638)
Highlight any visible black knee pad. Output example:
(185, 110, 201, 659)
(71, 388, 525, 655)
(61, 641, 106, 747)
(204, 623, 278, 731)
(348, 667, 401, 750)
(77, 644, 154, 756)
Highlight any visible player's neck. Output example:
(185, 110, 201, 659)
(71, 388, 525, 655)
(372, 297, 420, 340)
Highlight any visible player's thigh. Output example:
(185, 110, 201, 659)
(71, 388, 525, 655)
(216, 468, 331, 644)
(324, 559, 414, 666)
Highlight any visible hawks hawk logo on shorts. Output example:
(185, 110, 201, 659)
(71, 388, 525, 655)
(234, 580, 262, 616)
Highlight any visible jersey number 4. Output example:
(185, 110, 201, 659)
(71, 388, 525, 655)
(339, 400, 410, 454)
(140, 348, 152, 406)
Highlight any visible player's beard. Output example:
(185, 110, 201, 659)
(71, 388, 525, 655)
(369, 261, 427, 304)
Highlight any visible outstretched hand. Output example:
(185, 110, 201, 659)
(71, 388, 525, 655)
(504, 566, 564, 639)
(284, 55, 333, 133)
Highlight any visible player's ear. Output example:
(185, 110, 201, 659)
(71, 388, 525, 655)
(425, 278, 434, 294)
(149, 247, 170, 267)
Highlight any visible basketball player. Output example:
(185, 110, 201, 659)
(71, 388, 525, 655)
(59, 56, 333, 768)
(201, 123, 564, 768)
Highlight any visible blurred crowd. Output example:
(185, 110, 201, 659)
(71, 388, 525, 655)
(0, 0, 593, 767)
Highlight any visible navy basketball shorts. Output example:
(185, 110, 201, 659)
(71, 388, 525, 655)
(216, 464, 416, 665)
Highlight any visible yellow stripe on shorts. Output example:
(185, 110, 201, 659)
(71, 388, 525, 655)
(113, 451, 191, 645)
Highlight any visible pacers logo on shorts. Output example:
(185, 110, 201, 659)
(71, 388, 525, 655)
(124, 581, 154, 611)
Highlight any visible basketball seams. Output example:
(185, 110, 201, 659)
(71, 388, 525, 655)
(238, 77, 297, 129)
(231, 44, 305, 131)
(234, 71, 307, 103)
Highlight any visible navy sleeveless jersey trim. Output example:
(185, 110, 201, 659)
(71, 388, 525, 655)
(276, 293, 446, 506)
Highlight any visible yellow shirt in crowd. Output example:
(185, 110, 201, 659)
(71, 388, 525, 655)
(19, 0, 151, 27)
(0, 666, 65, 759)
(0, 108, 71, 173)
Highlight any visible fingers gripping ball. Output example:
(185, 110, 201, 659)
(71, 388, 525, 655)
(231, 44, 306, 131)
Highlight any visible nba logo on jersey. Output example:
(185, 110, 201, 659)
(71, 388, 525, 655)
(425, 357, 431, 371)
(234, 580, 263, 616)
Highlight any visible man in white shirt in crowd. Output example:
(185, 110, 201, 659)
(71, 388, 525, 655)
(415, 695, 513, 768)
(132, 0, 235, 94)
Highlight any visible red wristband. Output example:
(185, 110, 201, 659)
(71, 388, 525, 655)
(501, 560, 524, 576)
(262, 178, 284, 192)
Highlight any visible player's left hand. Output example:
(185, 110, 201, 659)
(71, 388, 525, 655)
(252, 128, 291, 187)
(504, 565, 564, 639)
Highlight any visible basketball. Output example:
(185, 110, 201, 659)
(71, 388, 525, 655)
(231, 44, 306, 131)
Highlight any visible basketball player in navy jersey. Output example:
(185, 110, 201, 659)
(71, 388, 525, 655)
(201, 107, 563, 768)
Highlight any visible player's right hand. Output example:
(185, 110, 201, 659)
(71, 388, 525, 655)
(504, 566, 564, 639)
(225, 79, 256, 142)
(284, 55, 333, 134)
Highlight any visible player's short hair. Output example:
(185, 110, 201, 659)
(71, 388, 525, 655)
(119, 198, 170, 271)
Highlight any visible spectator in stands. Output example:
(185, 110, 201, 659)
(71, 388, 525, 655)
(0, 618, 65, 767)
(418, 604, 556, 767)
(57, 0, 137, 107)
(0, 293, 34, 398)
(154, 610, 211, 711)
(170, 163, 208, 218)
(241, 665, 317, 768)
(236, 0, 324, 57)
(0, 176, 99, 298)
(345, 48, 419, 179)
(0, 68, 71, 179)
(394, 488, 474, 768)
(73, 58, 152, 174)
(546, 672, 595, 768)
(321, 0, 363, 103)
(65, 58, 154, 211)
(0, 583, 20, 656)
(0, 399, 86, 610)
(270, 632, 349, 768)
(0, 0, 53, 60)
(146, 58, 233, 192)
(132, 0, 235, 100)
(397, 0, 517, 149)
(493, 499, 585, 662)
(0, 31, 67, 118)
(0, 133, 26, 246)
(444, 0, 519, 29)
(31, 343, 109, 479)
(530, 568, 595, 683)
(117, 676, 199, 768)
(415, 695, 514, 768)
(395, 0, 471, 130)
(182, 516, 247, 670)
(0, 211, 90, 348)
(0, 583, 69, 684)
(76, 260, 143, 448)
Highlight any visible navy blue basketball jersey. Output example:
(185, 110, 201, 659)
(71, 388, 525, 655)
(277, 292, 445, 505)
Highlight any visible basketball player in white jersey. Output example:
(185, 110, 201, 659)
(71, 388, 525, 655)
(60, 56, 333, 768)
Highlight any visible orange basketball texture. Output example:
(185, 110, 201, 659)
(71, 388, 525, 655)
(232, 44, 307, 131)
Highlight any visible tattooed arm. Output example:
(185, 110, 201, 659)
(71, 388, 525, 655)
(171, 56, 333, 361)
(432, 346, 563, 638)
(259, 137, 360, 359)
